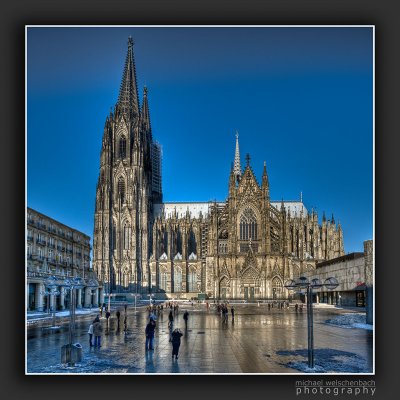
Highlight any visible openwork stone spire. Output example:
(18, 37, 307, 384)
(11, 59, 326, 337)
(233, 131, 242, 183)
(141, 86, 151, 139)
(118, 37, 140, 120)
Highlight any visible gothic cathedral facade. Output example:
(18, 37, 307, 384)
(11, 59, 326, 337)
(93, 39, 345, 300)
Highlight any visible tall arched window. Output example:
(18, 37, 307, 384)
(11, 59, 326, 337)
(123, 224, 130, 250)
(119, 136, 126, 159)
(176, 230, 182, 254)
(188, 268, 197, 292)
(160, 270, 167, 291)
(188, 230, 196, 255)
(118, 177, 125, 204)
(174, 266, 182, 293)
(239, 208, 258, 240)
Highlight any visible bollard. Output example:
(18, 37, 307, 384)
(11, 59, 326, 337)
(61, 343, 82, 366)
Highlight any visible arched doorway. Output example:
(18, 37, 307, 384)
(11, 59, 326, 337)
(219, 276, 229, 299)
(272, 276, 283, 299)
(241, 267, 260, 301)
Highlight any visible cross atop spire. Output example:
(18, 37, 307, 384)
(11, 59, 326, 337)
(117, 37, 140, 120)
(233, 131, 242, 183)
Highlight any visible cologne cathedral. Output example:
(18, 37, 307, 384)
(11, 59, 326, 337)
(92, 39, 345, 300)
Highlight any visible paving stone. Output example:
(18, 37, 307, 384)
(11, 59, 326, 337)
(26, 305, 373, 374)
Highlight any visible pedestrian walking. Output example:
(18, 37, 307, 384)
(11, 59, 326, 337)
(105, 310, 111, 327)
(183, 310, 189, 328)
(145, 319, 156, 350)
(171, 328, 183, 359)
(168, 310, 174, 342)
(88, 322, 94, 347)
(93, 316, 103, 347)
(116, 309, 121, 330)
(99, 305, 103, 317)
(231, 306, 235, 320)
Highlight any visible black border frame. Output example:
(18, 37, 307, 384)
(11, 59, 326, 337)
(3, 0, 400, 399)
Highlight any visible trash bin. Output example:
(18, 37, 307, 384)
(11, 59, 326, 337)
(61, 343, 82, 365)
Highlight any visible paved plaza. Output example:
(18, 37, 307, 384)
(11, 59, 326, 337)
(26, 304, 373, 374)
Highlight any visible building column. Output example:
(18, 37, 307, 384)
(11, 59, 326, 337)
(76, 288, 82, 309)
(93, 288, 99, 307)
(59, 287, 65, 310)
(50, 292, 56, 311)
(315, 293, 320, 304)
(84, 287, 91, 308)
(35, 283, 44, 312)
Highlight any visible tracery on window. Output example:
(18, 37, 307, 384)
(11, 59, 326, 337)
(117, 177, 125, 204)
(119, 136, 126, 159)
(239, 208, 258, 240)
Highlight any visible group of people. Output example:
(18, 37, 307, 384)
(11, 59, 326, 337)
(265, 301, 290, 310)
(88, 315, 103, 347)
(144, 306, 186, 359)
(217, 303, 234, 322)
(294, 303, 304, 311)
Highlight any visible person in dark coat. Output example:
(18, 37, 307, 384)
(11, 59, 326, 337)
(168, 310, 174, 341)
(145, 319, 156, 350)
(116, 310, 121, 330)
(171, 328, 183, 359)
(231, 306, 235, 320)
(92, 316, 103, 347)
(183, 310, 189, 328)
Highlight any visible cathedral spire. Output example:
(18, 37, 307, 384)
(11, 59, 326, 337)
(262, 161, 270, 199)
(233, 131, 242, 183)
(117, 37, 140, 120)
(141, 86, 152, 139)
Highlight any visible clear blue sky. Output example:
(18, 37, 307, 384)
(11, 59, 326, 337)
(27, 26, 373, 254)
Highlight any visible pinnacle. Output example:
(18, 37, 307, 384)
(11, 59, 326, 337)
(117, 37, 140, 119)
(233, 131, 242, 182)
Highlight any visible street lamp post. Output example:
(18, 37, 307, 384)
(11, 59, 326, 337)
(40, 276, 61, 329)
(284, 276, 339, 369)
(61, 276, 85, 366)
(131, 293, 141, 313)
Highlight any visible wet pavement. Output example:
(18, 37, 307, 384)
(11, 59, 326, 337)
(26, 304, 373, 374)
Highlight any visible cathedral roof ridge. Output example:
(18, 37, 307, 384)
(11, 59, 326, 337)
(156, 200, 224, 204)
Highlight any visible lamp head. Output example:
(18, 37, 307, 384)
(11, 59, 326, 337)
(324, 277, 339, 290)
(295, 276, 310, 289)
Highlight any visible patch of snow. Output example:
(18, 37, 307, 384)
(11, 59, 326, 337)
(353, 323, 373, 330)
(325, 313, 372, 330)
(278, 348, 370, 373)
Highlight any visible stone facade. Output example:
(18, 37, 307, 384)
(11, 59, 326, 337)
(93, 39, 346, 300)
(302, 241, 374, 309)
(27, 207, 99, 311)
